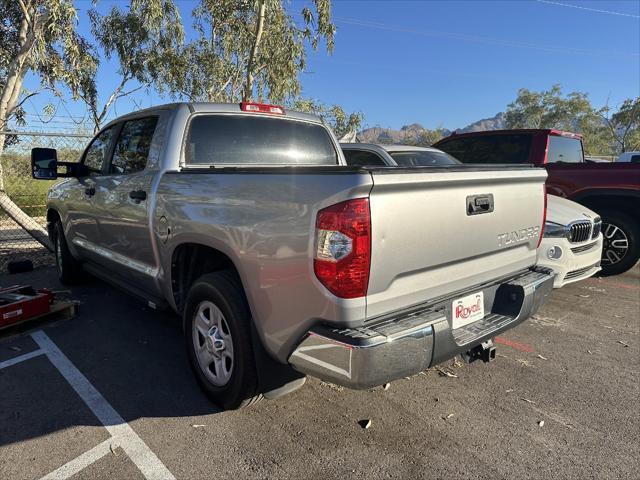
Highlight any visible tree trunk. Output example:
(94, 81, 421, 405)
(0, 192, 52, 250)
(243, 1, 266, 102)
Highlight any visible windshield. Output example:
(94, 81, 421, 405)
(388, 150, 461, 166)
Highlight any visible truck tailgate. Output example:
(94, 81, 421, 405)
(366, 166, 547, 318)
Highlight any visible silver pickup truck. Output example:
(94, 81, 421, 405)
(31, 102, 554, 409)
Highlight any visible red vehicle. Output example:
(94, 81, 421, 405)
(434, 129, 640, 275)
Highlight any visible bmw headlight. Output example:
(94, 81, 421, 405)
(544, 221, 569, 239)
(592, 216, 602, 238)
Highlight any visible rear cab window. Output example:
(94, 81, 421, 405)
(546, 135, 584, 163)
(437, 135, 532, 164)
(185, 115, 338, 166)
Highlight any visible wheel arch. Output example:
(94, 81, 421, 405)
(569, 189, 640, 221)
(169, 242, 247, 316)
(169, 240, 305, 399)
(46, 208, 61, 238)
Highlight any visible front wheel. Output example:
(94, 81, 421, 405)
(598, 210, 639, 276)
(184, 270, 262, 410)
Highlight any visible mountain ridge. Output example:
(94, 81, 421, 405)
(356, 112, 506, 144)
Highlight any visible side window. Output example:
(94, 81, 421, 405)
(547, 136, 584, 164)
(110, 117, 158, 174)
(83, 126, 115, 174)
(342, 149, 387, 166)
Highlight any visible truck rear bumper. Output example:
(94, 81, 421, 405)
(288, 267, 554, 389)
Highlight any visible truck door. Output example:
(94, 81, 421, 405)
(64, 126, 118, 264)
(89, 116, 160, 295)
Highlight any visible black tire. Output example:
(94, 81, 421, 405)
(53, 221, 84, 284)
(598, 209, 640, 276)
(183, 270, 262, 410)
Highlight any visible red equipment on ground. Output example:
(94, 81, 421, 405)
(0, 285, 55, 329)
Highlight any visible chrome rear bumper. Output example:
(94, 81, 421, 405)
(288, 267, 555, 389)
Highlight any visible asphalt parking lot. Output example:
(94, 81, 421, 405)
(0, 266, 638, 480)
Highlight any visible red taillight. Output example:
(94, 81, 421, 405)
(537, 186, 547, 248)
(240, 102, 285, 115)
(314, 198, 371, 299)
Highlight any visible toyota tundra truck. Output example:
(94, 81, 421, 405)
(31, 102, 554, 409)
(434, 129, 640, 276)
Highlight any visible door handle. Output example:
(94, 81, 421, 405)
(84, 187, 95, 197)
(129, 190, 147, 201)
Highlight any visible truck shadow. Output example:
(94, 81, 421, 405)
(0, 267, 236, 447)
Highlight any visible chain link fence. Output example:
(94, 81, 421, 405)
(0, 131, 92, 271)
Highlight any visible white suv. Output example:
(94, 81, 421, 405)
(539, 195, 603, 288)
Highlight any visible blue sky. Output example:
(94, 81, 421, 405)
(23, 0, 640, 131)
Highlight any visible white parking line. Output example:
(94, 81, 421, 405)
(0, 349, 45, 369)
(39, 439, 114, 480)
(30, 331, 176, 480)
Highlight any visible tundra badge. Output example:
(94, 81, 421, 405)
(497, 226, 540, 247)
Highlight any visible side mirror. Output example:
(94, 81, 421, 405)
(31, 148, 58, 179)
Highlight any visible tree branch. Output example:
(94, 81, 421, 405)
(96, 74, 133, 127)
(243, 1, 266, 102)
(116, 83, 145, 99)
(17, 0, 32, 27)
(216, 75, 234, 96)
(7, 91, 39, 118)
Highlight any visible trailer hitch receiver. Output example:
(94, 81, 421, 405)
(461, 339, 496, 364)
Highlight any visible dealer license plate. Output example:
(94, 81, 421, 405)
(451, 291, 484, 329)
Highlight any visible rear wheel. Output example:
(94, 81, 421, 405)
(184, 270, 262, 410)
(598, 210, 639, 276)
(53, 221, 83, 284)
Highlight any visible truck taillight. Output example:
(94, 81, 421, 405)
(240, 102, 285, 114)
(314, 198, 371, 299)
(537, 186, 547, 248)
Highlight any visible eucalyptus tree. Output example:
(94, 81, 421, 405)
(81, 0, 184, 132)
(599, 98, 640, 153)
(292, 98, 363, 139)
(0, 0, 95, 168)
(160, 0, 335, 103)
(0, 0, 95, 247)
(505, 85, 618, 155)
(505, 85, 595, 131)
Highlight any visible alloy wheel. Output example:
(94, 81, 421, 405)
(192, 301, 234, 386)
(601, 222, 629, 266)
